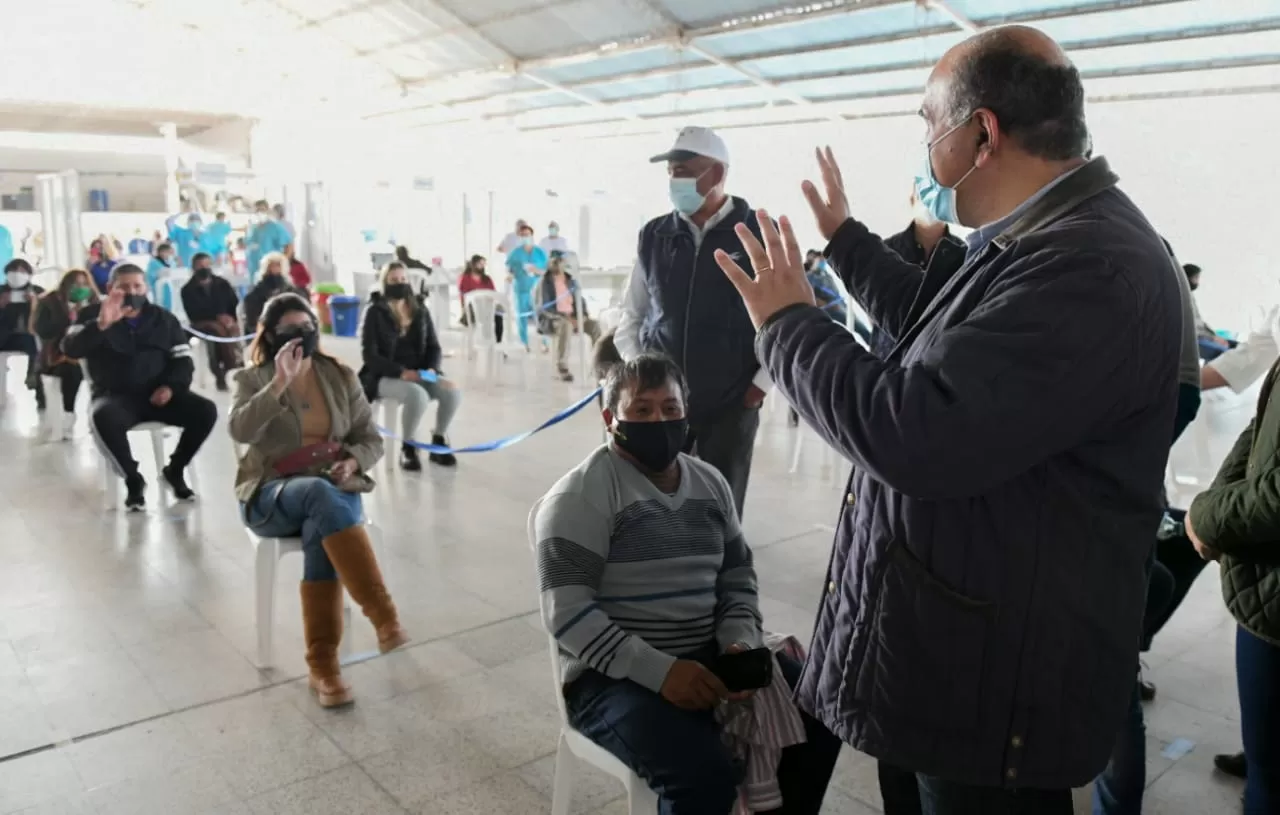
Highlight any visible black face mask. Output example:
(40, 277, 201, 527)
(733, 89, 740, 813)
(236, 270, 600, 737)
(612, 418, 688, 473)
(194, 267, 212, 281)
(384, 283, 413, 300)
(122, 293, 148, 312)
(262, 275, 285, 291)
(274, 327, 319, 358)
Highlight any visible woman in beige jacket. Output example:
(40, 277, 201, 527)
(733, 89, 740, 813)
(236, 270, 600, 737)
(230, 292, 407, 708)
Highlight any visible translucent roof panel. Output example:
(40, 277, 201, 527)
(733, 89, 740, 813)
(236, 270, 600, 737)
(697, 2, 955, 60)
(477, 0, 671, 61)
(535, 46, 691, 86)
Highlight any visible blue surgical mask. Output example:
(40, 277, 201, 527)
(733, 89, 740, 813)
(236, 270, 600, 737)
(669, 177, 706, 216)
(548, 226, 559, 237)
(522, 236, 534, 248)
(914, 119, 978, 226)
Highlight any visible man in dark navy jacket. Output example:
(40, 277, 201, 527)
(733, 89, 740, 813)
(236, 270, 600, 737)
(615, 126, 767, 518)
(716, 27, 1183, 814)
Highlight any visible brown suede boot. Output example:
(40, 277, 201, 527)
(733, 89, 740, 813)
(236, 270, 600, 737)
(300, 581, 352, 708)
(320, 526, 409, 653)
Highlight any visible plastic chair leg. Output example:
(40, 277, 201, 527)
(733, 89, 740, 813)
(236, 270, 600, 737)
(255, 538, 279, 667)
(550, 733, 576, 815)
(150, 430, 167, 504)
(790, 428, 805, 474)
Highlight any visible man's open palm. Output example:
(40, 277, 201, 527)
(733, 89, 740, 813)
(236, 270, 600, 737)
(802, 146, 852, 241)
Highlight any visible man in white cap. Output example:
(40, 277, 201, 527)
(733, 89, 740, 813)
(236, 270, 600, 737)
(614, 126, 768, 518)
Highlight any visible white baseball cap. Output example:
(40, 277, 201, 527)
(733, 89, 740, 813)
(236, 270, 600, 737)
(650, 126, 730, 165)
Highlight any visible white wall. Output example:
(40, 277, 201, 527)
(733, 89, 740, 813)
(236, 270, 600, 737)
(0, 148, 167, 211)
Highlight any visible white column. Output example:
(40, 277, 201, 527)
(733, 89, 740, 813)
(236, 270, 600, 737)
(159, 122, 181, 213)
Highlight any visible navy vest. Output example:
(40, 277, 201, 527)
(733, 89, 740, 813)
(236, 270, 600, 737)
(636, 197, 762, 423)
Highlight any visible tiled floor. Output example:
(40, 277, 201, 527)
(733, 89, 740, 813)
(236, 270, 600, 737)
(0, 333, 1252, 815)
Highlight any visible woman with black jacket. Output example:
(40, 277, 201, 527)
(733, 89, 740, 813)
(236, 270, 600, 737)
(358, 262, 460, 470)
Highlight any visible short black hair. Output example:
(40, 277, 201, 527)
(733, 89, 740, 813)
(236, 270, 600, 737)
(947, 36, 1089, 161)
(602, 353, 686, 415)
(518, 224, 534, 235)
(192, 252, 212, 268)
(1183, 263, 1201, 278)
(108, 263, 144, 286)
(156, 241, 174, 254)
(4, 258, 32, 275)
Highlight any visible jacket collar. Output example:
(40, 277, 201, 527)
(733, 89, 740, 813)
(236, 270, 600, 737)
(989, 156, 1118, 251)
(655, 196, 752, 237)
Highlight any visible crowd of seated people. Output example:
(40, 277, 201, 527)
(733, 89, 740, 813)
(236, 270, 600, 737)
(31, 267, 98, 428)
(358, 262, 459, 470)
(230, 292, 407, 707)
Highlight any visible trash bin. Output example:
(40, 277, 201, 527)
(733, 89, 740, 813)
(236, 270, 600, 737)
(330, 295, 361, 337)
(313, 283, 345, 334)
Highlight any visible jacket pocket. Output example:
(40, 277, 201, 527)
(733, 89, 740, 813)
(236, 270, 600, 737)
(863, 541, 995, 732)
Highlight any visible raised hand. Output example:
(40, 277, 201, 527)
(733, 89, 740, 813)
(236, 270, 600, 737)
(97, 289, 127, 329)
(271, 338, 305, 392)
(715, 209, 815, 330)
(801, 146, 852, 241)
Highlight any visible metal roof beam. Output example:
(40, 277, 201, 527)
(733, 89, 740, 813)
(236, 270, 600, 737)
(916, 0, 980, 33)
(382, 0, 641, 121)
(374, 15, 1280, 124)
(404, 51, 1280, 134)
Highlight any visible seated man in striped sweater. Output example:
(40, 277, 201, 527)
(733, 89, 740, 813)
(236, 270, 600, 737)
(532, 353, 841, 815)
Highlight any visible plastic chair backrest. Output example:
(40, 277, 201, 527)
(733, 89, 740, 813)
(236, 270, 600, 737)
(464, 290, 498, 345)
(528, 504, 572, 725)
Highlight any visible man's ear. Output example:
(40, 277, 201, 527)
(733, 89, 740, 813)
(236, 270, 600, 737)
(601, 407, 615, 430)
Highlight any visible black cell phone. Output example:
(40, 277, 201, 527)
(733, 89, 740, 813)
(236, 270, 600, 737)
(710, 648, 774, 692)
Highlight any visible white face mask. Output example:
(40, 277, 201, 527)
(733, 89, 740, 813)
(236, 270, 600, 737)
(7, 272, 30, 289)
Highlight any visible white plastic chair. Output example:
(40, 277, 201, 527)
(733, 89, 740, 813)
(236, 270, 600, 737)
(377, 398, 404, 462)
(526, 514, 658, 814)
(462, 290, 502, 376)
(41, 375, 71, 440)
(100, 421, 202, 510)
(0, 350, 29, 405)
(246, 518, 381, 668)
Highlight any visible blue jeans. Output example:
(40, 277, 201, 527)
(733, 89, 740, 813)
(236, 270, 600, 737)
(1238, 625, 1280, 814)
(241, 477, 362, 581)
(917, 776, 1072, 814)
(564, 649, 841, 815)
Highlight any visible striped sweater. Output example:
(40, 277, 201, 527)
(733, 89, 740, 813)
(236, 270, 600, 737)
(532, 446, 763, 692)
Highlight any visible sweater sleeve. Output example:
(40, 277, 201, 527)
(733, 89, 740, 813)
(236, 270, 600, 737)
(160, 312, 195, 393)
(711, 474, 764, 651)
(533, 492, 677, 693)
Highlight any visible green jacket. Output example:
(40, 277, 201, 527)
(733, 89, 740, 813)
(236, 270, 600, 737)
(1188, 363, 1280, 645)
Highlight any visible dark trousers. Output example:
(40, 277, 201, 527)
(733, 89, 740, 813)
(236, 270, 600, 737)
(565, 650, 841, 815)
(878, 762, 923, 815)
(917, 775, 1073, 815)
(685, 403, 760, 519)
(44, 361, 83, 412)
(190, 320, 243, 377)
(1238, 625, 1280, 814)
(90, 390, 217, 479)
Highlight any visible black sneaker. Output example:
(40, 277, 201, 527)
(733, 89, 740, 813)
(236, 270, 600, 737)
(1213, 751, 1247, 779)
(400, 443, 422, 472)
(34, 385, 46, 412)
(556, 367, 574, 382)
(161, 464, 196, 501)
(1138, 661, 1156, 702)
(428, 435, 457, 467)
(124, 474, 147, 512)
(214, 373, 229, 392)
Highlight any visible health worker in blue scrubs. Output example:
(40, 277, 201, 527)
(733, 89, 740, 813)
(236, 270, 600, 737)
(504, 223, 546, 349)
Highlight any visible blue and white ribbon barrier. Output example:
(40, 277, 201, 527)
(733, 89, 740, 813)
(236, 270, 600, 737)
(515, 288, 575, 319)
(184, 324, 257, 343)
(379, 387, 601, 455)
